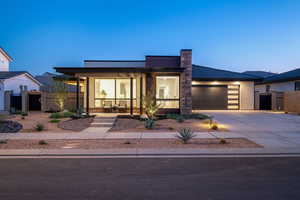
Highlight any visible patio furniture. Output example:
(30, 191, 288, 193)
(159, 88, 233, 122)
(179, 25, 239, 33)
(103, 101, 113, 112)
(118, 100, 127, 113)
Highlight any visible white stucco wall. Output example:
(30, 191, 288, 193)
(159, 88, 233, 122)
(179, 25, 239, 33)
(0, 52, 9, 71)
(192, 81, 255, 110)
(3, 74, 40, 95)
(0, 81, 4, 110)
(255, 81, 298, 93)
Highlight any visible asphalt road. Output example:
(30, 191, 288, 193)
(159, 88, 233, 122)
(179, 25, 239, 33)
(0, 157, 300, 200)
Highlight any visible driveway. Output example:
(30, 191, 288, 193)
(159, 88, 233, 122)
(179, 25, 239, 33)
(203, 111, 300, 148)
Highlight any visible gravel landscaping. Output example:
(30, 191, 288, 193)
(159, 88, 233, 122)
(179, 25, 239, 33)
(58, 117, 94, 132)
(10, 112, 93, 133)
(109, 118, 228, 132)
(0, 138, 261, 149)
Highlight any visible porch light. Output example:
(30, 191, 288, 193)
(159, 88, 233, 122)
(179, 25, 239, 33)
(211, 81, 219, 85)
(233, 81, 240, 85)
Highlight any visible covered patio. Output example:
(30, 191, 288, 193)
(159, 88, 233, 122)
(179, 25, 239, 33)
(54, 66, 184, 115)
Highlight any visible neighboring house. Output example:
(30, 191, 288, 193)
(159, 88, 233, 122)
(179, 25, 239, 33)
(254, 68, 300, 110)
(54, 49, 260, 115)
(243, 71, 276, 78)
(35, 72, 77, 92)
(0, 47, 42, 112)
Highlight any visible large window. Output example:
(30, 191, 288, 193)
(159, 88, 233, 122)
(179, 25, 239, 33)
(95, 78, 136, 108)
(156, 76, 180, 108)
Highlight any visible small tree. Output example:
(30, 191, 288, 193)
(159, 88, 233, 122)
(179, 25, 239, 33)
(142, 92, 160, 120)
(52, 80, 68, 111)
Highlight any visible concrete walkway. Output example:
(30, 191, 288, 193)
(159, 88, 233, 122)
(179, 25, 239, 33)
(0, 130, 241, 140)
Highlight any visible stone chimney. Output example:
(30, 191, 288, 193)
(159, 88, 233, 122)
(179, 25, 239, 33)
(180, 49, 192, 114)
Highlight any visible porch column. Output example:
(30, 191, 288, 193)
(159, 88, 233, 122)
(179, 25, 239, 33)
(86, 77, 90, 115)
(139, 76, 143, 114)
(76, 77, 80, 112)
(130, 77, 133, 115)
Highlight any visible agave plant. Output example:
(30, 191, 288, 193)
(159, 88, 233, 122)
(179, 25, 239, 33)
(144, 119, 155, 129)
(175, 128, 196, 144)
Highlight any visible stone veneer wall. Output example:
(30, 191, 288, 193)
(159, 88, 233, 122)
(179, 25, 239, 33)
(41, 91, 83, 112)
(180, 49, 192, 114)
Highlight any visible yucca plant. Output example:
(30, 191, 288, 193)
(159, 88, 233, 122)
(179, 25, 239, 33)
(175, 128, 196, 144)
(142, 92, 160, 120)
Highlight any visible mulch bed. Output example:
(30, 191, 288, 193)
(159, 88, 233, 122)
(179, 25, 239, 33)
(0, 138, 262, 149)
(0, 120, 23, 133)
(58, 117, 94, 132)
(109, 118, 228, 132)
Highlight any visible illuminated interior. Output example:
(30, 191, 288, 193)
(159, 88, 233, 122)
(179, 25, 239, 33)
(156, 76, 180, 108)
(94, 78, 137, 108)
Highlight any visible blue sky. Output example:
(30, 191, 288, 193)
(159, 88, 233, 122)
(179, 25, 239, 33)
(1, 0, 300, 75)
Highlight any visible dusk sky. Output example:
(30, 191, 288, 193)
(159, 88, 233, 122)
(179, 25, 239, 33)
(1, 0, 300, 75)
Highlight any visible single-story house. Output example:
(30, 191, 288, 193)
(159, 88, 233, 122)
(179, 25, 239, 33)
(54, 49, 260, 115)
(0, 47, 42, 112)
(254, 68, 300, 110)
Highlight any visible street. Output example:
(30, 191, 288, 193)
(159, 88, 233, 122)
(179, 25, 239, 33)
(0, 157, 300, 200)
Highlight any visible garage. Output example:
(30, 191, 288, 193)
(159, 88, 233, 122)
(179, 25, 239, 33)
(192, 85, 228, 110)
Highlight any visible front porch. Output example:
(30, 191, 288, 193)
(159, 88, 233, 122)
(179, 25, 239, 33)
(72, 72, 183, 115)
(76, 73, 144, 116)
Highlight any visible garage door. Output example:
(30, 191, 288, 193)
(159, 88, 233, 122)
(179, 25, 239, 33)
(192, 85, 228, 110)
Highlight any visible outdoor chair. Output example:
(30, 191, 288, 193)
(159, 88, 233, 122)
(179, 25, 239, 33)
(118, 100, 127, 113)
(103, 101, 113, 112)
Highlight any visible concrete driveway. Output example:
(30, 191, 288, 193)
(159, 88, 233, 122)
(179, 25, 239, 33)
(202, 111, 300, 148)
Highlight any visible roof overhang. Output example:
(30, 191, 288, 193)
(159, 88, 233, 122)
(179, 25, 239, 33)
(192, 77, 261, 81)
(256, 77, 300, 85)
(54, 67, 184, 76)
(0, 47, 13, 61)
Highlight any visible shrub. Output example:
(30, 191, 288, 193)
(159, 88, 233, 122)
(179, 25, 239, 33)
(0, 139, 8, 144)
(168, 127, 174, 130)
(219, 138, 227, 144)
(124, 141, 131, 144)
(49, 112, 62, 119)
(176, 128, 196, 144)
(21, 112, 28, 116)
(176, 115, 185, 123)
(49, 119, 61, 123)
(166, 114, 179, 120)
(35, 123, 45, 132)
(38, 140, 48, 145)
(62, 111, 74, 118)
(144, 119, 155, 129)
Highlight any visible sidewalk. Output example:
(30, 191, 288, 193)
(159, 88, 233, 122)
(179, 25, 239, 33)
(0, 129, 242, 140)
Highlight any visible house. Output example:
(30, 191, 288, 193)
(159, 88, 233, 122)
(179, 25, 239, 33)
(243, 71, 276, 78)
(35, 72, 78, 92)
(54, 49, 260, 115)
(254, 68, 300, 110)
(0, 47, 42, 113)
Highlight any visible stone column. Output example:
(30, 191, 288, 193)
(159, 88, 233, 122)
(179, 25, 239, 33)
(4, 91, 12, 112)
(21, 86, 28, 113)
(180, 49, 192, 114)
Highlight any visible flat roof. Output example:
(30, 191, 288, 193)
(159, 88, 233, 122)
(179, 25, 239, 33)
(54, 67, 184, 75)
